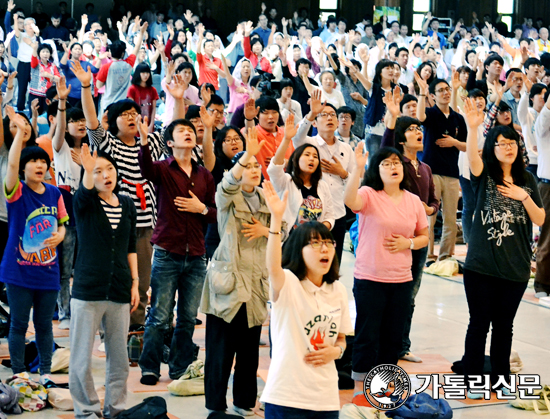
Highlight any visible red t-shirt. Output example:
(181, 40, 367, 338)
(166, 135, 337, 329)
(97, 54, 136, 84)
(127, 84, 159, 124)
(196, 53, 223, 90)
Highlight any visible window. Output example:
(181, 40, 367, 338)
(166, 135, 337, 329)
(498, 0, 515, 33)
(319, 0, 338, 24)
(412, 0, 431, 32)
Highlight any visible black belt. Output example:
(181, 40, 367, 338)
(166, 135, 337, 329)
(541, 178, 550, 184)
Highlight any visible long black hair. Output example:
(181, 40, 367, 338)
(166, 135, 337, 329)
(3, 113, 37, 149)
(482, 126, 528, 186)
(214, 126, 246, 170)
(95, 150, 121, 194)
(286, 144, 322, 191)
(65, 107, 89, 148)
(131, 63, 153, 87)
(373, 59, 395, 85)
(281, 221, 339, 284)
(362, 147, 408, 190)
(176, 62, 199, 88)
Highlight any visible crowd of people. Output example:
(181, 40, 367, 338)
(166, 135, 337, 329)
(0, 1, 547, 417)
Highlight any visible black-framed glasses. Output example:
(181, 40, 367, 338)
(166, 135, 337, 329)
(435, 87, 452, 94)
(308, 239, 337, 249)
(223, 136, 242, 144)
(118, 111, 139, 120)
(405, 126, 423, 133)
(494, 141, 517, 150)
(318, 112, 337, 119)
(379, 160, 403, 169)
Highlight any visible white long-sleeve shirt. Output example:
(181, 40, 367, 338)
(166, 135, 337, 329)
(535, 106, 550, 179)
(517, 92, 539, 166)
(292, 118, 356, 219)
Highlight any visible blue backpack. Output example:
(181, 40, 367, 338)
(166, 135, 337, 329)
(385, 393, 453, 419)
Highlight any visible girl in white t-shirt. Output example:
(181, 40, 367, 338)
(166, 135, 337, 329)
(52, 78, 89, 330)
(260, 181, 353, 418)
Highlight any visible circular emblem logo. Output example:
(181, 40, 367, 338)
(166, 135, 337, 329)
(363, 364, 411, 411)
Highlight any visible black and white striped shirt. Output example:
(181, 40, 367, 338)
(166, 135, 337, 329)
(100, 198, 122, 230)
(88, 125, 165, 229)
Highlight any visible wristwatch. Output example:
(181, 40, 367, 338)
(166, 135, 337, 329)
(201, 206, 209, 215)
(409, 238, 415, 250)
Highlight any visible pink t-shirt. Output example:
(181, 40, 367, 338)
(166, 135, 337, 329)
(353, 186, 428, 283)
(227, 78, 250, 113)
(161, 79, 201, 126)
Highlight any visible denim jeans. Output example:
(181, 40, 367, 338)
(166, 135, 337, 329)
(352, 278, 413, 381)
(139, 248, 206, 379)
(400, 246, 428, 357)
(459, 176, 475, 244)
(264, 403, 339, 419)
(365, 132, 382, 166)
(6, 283, 58, 374)
(58, 226, 77, 321)
(463, 269, 527, 386)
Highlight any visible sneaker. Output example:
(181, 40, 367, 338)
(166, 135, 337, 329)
(39, 374, 54, 386)
(57, 319, 70, 330)
(535, 291, 549, 298)
(98, 342, 105, 352)
(140, 374, 159, 386)
(467, 391, 484, 400)
(400, 352, 423, 363)
(233, 406, 254, 416)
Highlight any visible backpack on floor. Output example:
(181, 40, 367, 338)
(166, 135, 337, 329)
(117, 396, 169, 419)
(385, 393, 452, 419)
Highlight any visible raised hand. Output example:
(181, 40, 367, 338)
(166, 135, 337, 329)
(7, 0, 15, 12)
(522, 72, 533, 93)
(244, 21, 254, 37)
(137, 115, 148, 139)
(165, 74, 187, 100)
(184, 9, 193, 23)
(354, 141, 368, 168)
(200, 83, 211, 105)
(414, 71, 429, 95)
(56, 76, 72, 100)
(284, 113, 298, 139)
(153, 39, 165, 54)
(244, 126, 265, 156)
(70, 59, 92, 85)
(281, 17, 287, 27)
(358, 46, 369, 64)
(244, 98, 260, 121)
(383, 86, 402, 118)
(199, 105, 216, 129)
(463, 97, 484, 128)
(262, 180, 288, 220)
(309, 89, 326, 116)
(7, 71, 17, 90)
(451, 69, 461, 91)
(80, 143, 97, 173)
(140, 21, 149, 36)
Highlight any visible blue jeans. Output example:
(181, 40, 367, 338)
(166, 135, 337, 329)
(58, 226, 77, 321)
(6, 283, 58, 374)
(459, 176, 475, 244)
(264, 403, 339, 419)
(139, 249, 206, 379)
(400, 246, 428, 357)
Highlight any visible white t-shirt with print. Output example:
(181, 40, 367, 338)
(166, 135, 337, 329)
(260, 269, 353, 411)
(53, 141, 82, 194)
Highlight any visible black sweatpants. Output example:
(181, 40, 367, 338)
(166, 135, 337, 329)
(16, 61, 31, 112)
(204, 304, 262, 411)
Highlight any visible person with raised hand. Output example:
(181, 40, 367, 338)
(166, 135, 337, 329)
(267, 112, 335, 231)
(292, 88, 355, 264)
(0, 106, 68, 385)
(259, 178, 351, 418)
(137, 110, 217, 386)
(52, 76, 89, 330)
(69, 142, 138, 418)
(461, 97, 544, 399)
(201, 126, 284, 417)
(71, 58, 185, 330)
(344, 142, 429, 405)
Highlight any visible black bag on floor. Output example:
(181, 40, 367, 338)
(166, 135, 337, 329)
(117, 396, 169, 419)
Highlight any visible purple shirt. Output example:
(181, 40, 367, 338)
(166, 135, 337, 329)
(138, 145, 217, 256)
(381, 128, 440, 214)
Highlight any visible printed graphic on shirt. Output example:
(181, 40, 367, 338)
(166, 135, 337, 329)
(480, 177, 531, 246)
(296, 195, 322, 226)
(304, 313, 338, 350)
(18, 205, 58, 265)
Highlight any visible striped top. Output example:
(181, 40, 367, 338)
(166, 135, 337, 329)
(88, 125, 165, 228)
(100, 198, 123, 230)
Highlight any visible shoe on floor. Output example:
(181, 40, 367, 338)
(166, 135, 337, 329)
(39, 374, 54, 385)
(195, 318, 203, 325)
(57, 319, 70, 330)
(233, 406, 254, 416)
(535, 291, 549, 298)
(400, 352, 423, 363)
(467, 391, 484, 400)
(98, 342, 105, 352)
(259, 339, 267, 346)
(140, 374, 159, 386)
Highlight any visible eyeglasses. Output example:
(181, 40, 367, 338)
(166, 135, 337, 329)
(207, 108, 224, 116)
(405, 126, 423, 133)
(119, 111, 139, 120)
(69, 118, 86, 124)
(435, 87, 452, 94)
(338, 115, 352, 121)
(245, 163, 262, 170)
(308, 239, 337, 249)
(494, 141, 518, 150)
(223, 136, 242, 144)
(189, 118, 203, 124)
(379, 160, 403, 169)
(317, 112, 337, 119)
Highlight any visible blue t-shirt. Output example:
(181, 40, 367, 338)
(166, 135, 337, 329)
(60, 60, 99, 99)
(0, 179, 69, 290)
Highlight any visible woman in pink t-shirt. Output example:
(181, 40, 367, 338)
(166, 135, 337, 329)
(344, 145, 429, 404)
(221, 57, 255, 118)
